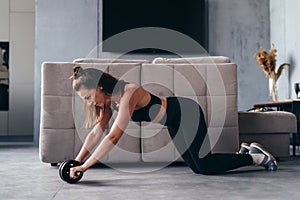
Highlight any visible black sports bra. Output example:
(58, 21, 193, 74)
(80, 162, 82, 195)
(131, 93, 162, 122)
(111, 93, 163, 122)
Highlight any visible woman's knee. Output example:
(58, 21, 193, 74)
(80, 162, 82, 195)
(189, 155, 220, 175)
(190, 163, 218, 175)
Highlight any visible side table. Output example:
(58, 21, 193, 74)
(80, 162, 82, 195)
(254, 99, 300, 156)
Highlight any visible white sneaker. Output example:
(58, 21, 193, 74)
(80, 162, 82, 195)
(238, 142, 250, 154)
(249, 142, 278, 171)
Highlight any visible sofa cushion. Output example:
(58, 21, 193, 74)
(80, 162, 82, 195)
(238, 111, 297, 133)
(41, 96, 74, 129)
(141, 123, 180, 162)
(152, 56, 231, 64)
(42, 62, 74, 96)
(73, 58, 150, 64)
(141, 64, 174, 97)
(39, 129, 76, 163)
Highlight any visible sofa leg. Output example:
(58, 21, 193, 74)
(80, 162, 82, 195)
(293, 132, 296, 156)
(51, 163, 58, 167)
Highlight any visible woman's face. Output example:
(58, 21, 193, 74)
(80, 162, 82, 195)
(77, 86, 107, 108)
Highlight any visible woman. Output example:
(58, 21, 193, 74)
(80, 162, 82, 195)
(69, 65, 277, 179)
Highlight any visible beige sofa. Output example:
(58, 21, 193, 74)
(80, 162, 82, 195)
(39, 56, 239, 165)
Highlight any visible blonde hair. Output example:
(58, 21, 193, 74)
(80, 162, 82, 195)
(70, 65, 125, 128)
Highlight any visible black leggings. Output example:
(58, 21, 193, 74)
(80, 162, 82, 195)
(164, 97, 253, 175)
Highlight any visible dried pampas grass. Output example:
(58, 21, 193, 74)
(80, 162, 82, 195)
(254, 43, 290, 81)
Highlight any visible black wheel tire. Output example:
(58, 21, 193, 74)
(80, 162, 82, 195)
(58, 160, 69, 180)
(59, 160, 83, 184)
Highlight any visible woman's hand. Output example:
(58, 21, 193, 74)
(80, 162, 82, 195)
(69, 165, 86, 179)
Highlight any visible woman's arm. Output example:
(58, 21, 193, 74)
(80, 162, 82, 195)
(75, 123, 104, 163)
(75, 106, 112, 163)
(71, 86, 141, 176)
(79, 124, 125, 172)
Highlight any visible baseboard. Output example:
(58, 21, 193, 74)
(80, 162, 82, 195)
(0, 135, 33, 143)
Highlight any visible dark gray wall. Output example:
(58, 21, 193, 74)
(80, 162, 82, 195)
(209, 0, 270, 110)
(35, 0, 270, 144)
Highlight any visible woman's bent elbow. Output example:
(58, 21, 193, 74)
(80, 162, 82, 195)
(108, 135, 120, 145)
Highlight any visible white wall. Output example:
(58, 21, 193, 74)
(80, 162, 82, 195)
(0, 0, 35, 137)
(270, 0, 300, 100)
(0, 0, 9, 41)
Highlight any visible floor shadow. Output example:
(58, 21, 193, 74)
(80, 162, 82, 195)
(77, 178, 141, 187)
(76, 180, 111, 187)
(224, 169, 272, 175)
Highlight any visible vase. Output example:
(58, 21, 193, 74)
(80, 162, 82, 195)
(269, 72, 278, 101)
